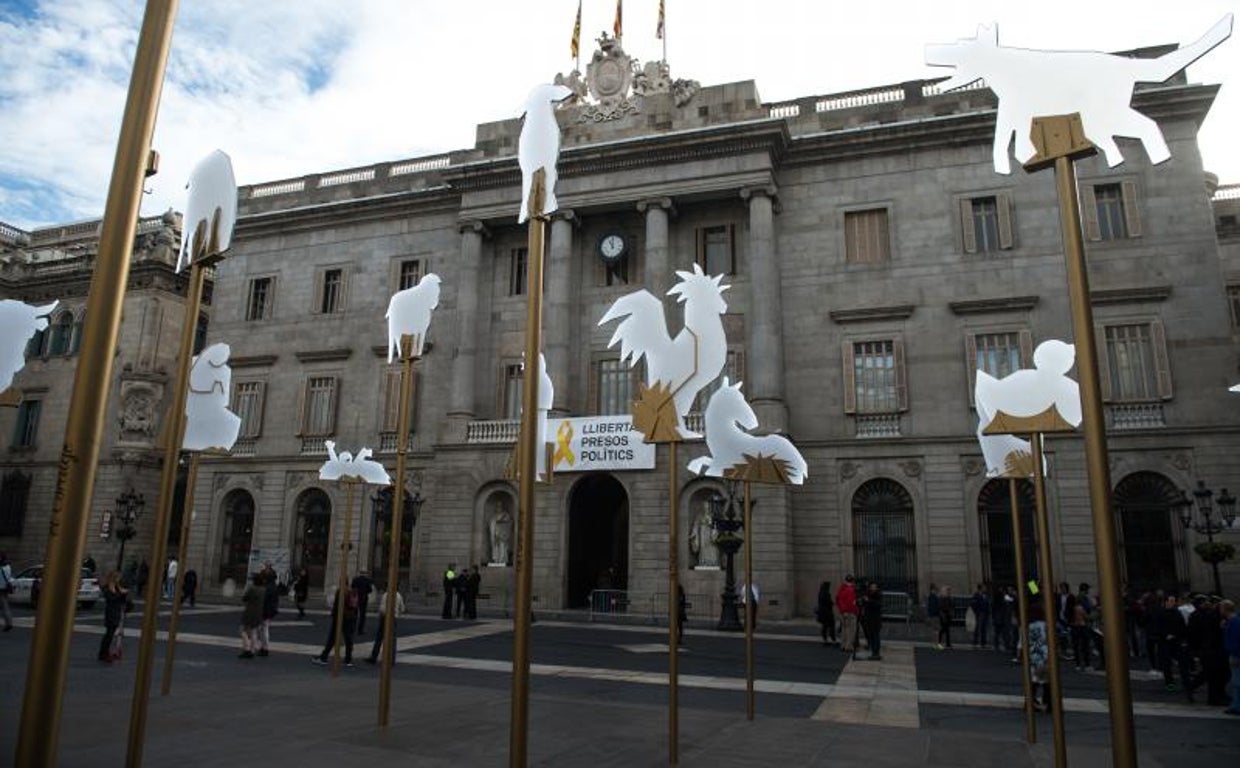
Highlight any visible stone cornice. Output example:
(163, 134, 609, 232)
(231, 354, 279, 368)
(949, 295, 1040, 315)
(829, 304, 915, 324)
(237, 186, 460, 239)
(295, 349, 352, 363)
(1089, 285, 1172, 305)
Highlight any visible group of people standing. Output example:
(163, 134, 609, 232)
(816, 576, 885, 660)
(441, 563, 481, 620)
(309, 569, 402, 667)
(238, 562, 283, 659)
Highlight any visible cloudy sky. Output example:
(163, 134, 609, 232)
(0, 0, 1236, 230)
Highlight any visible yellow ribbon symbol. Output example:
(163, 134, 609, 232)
(553, 421, 575, 467)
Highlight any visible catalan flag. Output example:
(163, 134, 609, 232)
(570, 0, 581, 59)
(614, 0, 622, 40)
(656, 0, 664, 40)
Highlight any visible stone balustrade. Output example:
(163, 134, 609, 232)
(1107, 402, 1166, 430)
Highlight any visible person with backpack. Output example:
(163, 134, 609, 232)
(312, 583, 358, 667)
(98, 571, 131, 662)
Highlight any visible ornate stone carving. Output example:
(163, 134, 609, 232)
(118, 380, 161, 443)
(1170, 452, 1191, 472)
(900, 460, 923, 478)
(840, 460, 860, 480)
(962, 457, 985, 477)
(557, 34, 699, 124)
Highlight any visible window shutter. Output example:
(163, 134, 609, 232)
(1120, 180, 1142, 238)
(842, 342, 857, 414)
(408, 366, 419, 432)
(337, 268, 350, 312)
(695, 227, 705, 270)
(1018, 329, 1034, 367)
(265, 277, 276, 319)
(997, 193, 1014, 250)
(960, 199, 977, 254)
(965, 333, 979, 406)
(1080, 185, 1101, 242)
(1095, 323, 1113, 402)
(894, 337, 909, 411)
(382, 370, 399, 432)
(878, 209, 892, 261)
(1150, 319, 1172, 399)
(327, 377, 339, 434)
(295, 379, 308, 436)
(252, 382, 267, 437)
(312, 271, 325, 314)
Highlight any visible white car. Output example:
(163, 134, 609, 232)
(9, 565, 100, 609)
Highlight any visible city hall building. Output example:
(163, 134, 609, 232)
(3, 39, 1239, 617)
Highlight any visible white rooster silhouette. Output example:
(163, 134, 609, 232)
(598, 264, 729, 438)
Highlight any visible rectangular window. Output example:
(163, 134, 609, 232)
(398, 259, 422, 291)
(692, 350, 746, 412)
(960, 195, 1014, 253)
(509, 248, 528, 296)
(301, 377, 338, 436)
(597, 359, 636, 416)
(1095, 184, 1127, 241)
(852, 341, 898, 413)
(966, 330, 1031, 405)
(1227, 285, 1240, 330)
(502, 364, 524, 420)
(1083, 181, 1142, 241)
(12, 399, 41, 447)
(320, 268, 344, 314)
(0, 471, 31, 536)
(380, 366, 418, 433)
(231, 381, 266, 439)
(246, 277, 273, 321)
(1104, 324, 1159, 401)
(844, 208, 891, 264)
(696, 224, 735, 275)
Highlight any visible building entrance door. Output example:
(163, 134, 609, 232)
(566, 474, 628, 609)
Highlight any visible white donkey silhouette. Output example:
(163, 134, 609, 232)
(926, 15, 1232, 173)
(517, 83, 573, 223)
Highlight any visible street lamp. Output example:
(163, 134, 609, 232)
(710, 480, 753, 632)
(114, 488, 145, 573)
(1175, 481, 1237, 595)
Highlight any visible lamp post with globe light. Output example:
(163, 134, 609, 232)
(710, 480, 753, 632)
(1174, 481, 1236, 596)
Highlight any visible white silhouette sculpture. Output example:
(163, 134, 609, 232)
(0, 299, 57, 395)
(537, 352, 554, 481)
(177, 149, 238, 271)
(1230, 384, 1240, 394)
(687, 378, 807, 484)
(385, 273, 441, 362)
(598, 264, 730, 439)
(319, 441, 392, 486)
(926, 15, 1233, 174)
(517, 83, 574, 223)
(975, 340, 1083, 429)
(182, 342, 242, 452)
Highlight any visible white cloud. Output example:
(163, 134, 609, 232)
(1, 0, 1236, 230)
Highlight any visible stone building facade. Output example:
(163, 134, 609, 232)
(4, 42, 1238, 616)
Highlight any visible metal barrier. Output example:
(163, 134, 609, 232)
(588, 589, 630, 620)
(879, 591, 915, 622)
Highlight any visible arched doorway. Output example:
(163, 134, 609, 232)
(1114, 472, 1185, 593)
(852, 478, 918, 596)
(218, 489, 255, 583)
(369, 487, 418, 586)
(294, 488, 332, 588)
(566, 474, 628, 608)
(978, 478, 1037, 588)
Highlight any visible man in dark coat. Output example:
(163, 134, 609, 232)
(464, 565, 481, 620)
(181, 568, 198, 607)
(351, 570, 374, 635)
(816, 580, 836, 646)
(1151, 595, 1190, 694)
(860, 582, 884, 660)
(312, 584, 357, 667)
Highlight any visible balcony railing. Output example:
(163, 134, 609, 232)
(300, 437, 330, 455)
(1107, 402, 1165, 430)
(466, 420, 520, 444)
(855, 413, 901, 438)
(231, 438, 256, 457)
(378, 431, 413, 453)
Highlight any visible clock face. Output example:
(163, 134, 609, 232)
(599, 234, 626, 262)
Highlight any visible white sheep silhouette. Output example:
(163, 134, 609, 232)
(385, 273, 441, 362)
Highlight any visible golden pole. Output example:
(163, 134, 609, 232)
(378, 334, 416, 726)
(743, 479, 755, 721)
(1031, 435, 1066, 768)
(159, 452, 201, 695)
(332, 480, 357, 677)
(126, 255, 207, 768)
(668, 441, 680, 766)
(510, 169, 547, 768)
(16, 3, 178, 764)
(1052, 152, 1136, 768)
(1008, 477, 1036, 744)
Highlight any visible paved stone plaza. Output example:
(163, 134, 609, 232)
(1, 602, 1233, 766)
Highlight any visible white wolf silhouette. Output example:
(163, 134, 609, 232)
(926, 15, 1232, 173)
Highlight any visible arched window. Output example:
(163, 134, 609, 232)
(1114, 472, 1186, 593)
(294, 488, 332, 588)
(48, 311, 74, 356)
(852, 478, 918, 595)
(218, 489, 255, 583)
(977, 478, 1037, 588)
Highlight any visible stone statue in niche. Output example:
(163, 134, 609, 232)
(688, 507, 720, 569)
(489, 506, 513, 566)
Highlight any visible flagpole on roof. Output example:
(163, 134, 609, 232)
(659, 0, 666, 63)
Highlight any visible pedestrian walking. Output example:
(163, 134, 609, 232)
(993, 586, 1015, 653)
(293, 567, 309, 619)
(740, 581, 760, 630)
(164, 556, 178, 600)
(366, 584, 405, 664)
(136, 558, 149, 595)
(312, 584, 358, 667)
(1152, 594, 1191, 695)
(937, 585, 954, 649)
(1187, 595, 1228, 705)
(816, 579, 837, 646)
(454, 566, 468, 618)
(238, 573, 264, 659)
(181, 568, 198, 607)
(465, 565, 481, 620)
(676, 583, 688, 644)
(836, 577, 859, 653)
(441, 563, 457, 619)
(351, 570, 374, 635)
(0, 553, 14, 632)
(1221, 600, 1239, 716)
(98, 571, 131, 662)
(860, 582, 884, 660)
(258, 567, 279, 656)
(1027, 602, 1050, 712)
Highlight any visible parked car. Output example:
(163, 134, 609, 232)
(9, 565, 100, 609)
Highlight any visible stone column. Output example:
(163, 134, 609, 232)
(445, 220, 488, 442)
(637, 197, 674, 295)
(545, 210, 576, 417)
(741, 185, 787, 433)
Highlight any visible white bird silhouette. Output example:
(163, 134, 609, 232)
(975, 339, 1082, 428)
(319, 441, 391, 486)
(177, 150, 237, 271)
(0, 299, 57, 394)
(517, 83, 573, 223)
